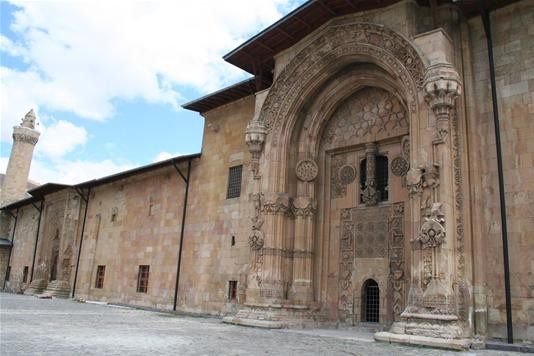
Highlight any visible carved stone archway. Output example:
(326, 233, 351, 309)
(237, 20, 470, 347)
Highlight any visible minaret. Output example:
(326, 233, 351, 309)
(1, 109, 40, 206)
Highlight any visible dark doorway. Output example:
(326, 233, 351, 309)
(362, 279, 380, 322)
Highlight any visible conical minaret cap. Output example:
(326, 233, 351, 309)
(21, 109, 37, 129)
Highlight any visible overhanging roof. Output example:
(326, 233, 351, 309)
(223, 0, 519, 77)
(75, 153, 200, 189)
(0, 195, 39, 211)
(1, 154, 201, 210)
(28, 183, 71, 199)
(182, 78, 269, 114)
(184, 0, 519, 114)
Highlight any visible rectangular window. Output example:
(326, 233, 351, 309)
(226, 165, 243, 199)
(5, 266, 10, 282)
(137, 265, 150, 293)
(228, 280, 237, 301)
(22, 266, 29, 283)
(95, 265, 106, 289)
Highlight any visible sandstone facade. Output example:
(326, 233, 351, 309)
(1, 0, 533, 349)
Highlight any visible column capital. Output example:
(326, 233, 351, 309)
(245, 119, 267, 179)
(424, 63, 462, 143)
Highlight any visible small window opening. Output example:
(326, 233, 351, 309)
(228, 280, 237, 301)
(111, 207, 118, 222)
(231, 235, 236, 247)
(22, 266, 29, 283)
(95, 265, 106, 289)
(137, 265, 150, 293)
(226, 165, 243, 199)
(362, 279, 380, 323)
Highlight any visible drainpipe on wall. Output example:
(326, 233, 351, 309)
(3, 208, 19, 289)
(71, 188, 91, 298)
(29, 200, 44, 282)
(478, 1, 513, 344)
(172, 158, 192, 311)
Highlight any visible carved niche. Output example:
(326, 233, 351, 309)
(338, 203, 405, 323)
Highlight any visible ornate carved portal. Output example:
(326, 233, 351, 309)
(338, 203, 405, 324)
(234, 20, 472, 344)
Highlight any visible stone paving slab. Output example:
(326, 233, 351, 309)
(0, 293, 520, 356)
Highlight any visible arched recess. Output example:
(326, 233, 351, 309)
(257, 22, 426, 194)
(246, 22, 427, 309)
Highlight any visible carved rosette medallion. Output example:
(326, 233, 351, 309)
(391, 156, 409, 177)
(295, 159, 318, 182)
(339, 165, 356, 185)
(249, 230, 264, 250)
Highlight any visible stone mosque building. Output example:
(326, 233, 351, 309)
(1, 0, 533, 350)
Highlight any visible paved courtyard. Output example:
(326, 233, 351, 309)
(0, 293, 519, 355)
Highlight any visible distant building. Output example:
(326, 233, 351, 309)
(1, 0, 533, 350)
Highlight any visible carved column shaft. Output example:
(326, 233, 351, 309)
(362, 142, 378, 205)
(288, 196, 315, 303)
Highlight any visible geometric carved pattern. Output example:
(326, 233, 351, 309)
(338, 203, 405, 323)
(323, 87, 408, 149)
(353, 206, 390, 258)
(295, 159, 318, 182)
(389, 202, 405, 320)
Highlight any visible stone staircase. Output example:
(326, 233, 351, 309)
(24, 279, 48, 295)
(41, 280, 71, 298)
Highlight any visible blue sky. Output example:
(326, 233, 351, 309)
(1, 0, 305, 184)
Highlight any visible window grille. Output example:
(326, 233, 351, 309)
(137, 265, 150, 293)
(95, 265, 106, 289)
(363, 279, 380, 323)
(228, 280, 237, 300)
(226, 165, 243, 199)
(22, 266, 29, 283)
(376, 155, 388, 202)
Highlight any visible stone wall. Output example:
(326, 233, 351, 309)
(177, 96, 254, 315)
(3, 205, 39, 293)
(75, 166, 188, 309)
(467, 1, 534, 342)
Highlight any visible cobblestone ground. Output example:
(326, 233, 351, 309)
(0, 293, 519, 356)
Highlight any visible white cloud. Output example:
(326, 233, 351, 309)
(152, 151, 193, 162)
(36, 118, 88, 159)
(29, 158, 135, 185)
(1, 0, 299, 140)
(1, 154, 135, 185)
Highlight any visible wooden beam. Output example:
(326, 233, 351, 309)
(316, 0, 337, 16)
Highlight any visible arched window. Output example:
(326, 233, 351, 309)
(362, 279, 380, 323)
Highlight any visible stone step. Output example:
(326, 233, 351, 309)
(24, 279, 48, 295)
(41, 280, 71, 299)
